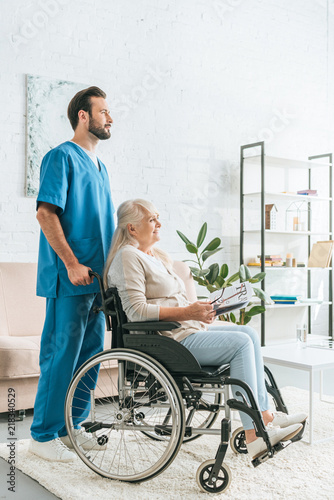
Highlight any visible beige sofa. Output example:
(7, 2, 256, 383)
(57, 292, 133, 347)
(0, 263, 47, 413)
(0, 261, 197, 413)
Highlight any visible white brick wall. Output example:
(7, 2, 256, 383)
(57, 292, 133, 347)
(0, 0, 333, 275)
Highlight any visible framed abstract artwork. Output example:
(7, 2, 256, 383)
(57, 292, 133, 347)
(26, 74, 86, 197)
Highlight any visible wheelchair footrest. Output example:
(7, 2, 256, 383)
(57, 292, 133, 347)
(155, 425, 173, 436)
(81, 421, 113, 432)
(291, 420, 307, 442)
(251, 440, 292, 468)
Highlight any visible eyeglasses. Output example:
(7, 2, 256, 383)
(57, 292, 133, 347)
(210, 283, 245, 305)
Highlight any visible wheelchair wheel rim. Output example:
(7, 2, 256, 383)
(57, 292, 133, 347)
(65, 349, 185, 482)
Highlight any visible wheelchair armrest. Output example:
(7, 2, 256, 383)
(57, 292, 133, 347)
(122, 321, 181, 332)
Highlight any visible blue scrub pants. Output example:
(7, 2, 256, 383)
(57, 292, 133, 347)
(30, 293, 105, 442)
(181, 324, 269, 430)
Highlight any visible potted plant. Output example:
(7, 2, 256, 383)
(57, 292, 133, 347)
(177, 223, 271, 325)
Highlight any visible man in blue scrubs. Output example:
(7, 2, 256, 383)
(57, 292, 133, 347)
(29, 86, 115, 462)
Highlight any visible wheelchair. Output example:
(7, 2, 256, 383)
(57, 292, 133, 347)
(64, 271, 305, 494)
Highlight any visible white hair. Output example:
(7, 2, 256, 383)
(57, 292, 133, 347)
(103, 199, 172, 287)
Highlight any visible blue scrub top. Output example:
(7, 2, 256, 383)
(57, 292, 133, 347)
(36, 141, 115, 298)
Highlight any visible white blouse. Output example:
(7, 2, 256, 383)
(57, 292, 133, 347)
(107, 245, 207, 342)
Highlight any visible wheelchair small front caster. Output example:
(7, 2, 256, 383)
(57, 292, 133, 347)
(196, 460, 231, 494)
(97, 435, 108, 446)
(230, 426, 248, 454)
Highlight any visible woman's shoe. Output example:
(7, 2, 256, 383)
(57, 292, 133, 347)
(246, 423, 302, 459)
(271, 411, 307, 428)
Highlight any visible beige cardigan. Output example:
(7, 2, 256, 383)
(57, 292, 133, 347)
(107, 245, 207, 342)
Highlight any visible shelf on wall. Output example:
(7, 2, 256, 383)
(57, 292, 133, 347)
(243, 155, 332, 169)
(248, 266, 333, 271)
(240, 143, 333, 344)
(253, 301, 332, 309)
(243, 192, 332, 202)
(243, 229, 332, 235)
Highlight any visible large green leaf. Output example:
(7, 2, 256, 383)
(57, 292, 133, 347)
(189, 267, 201, 277)
(243, 316, 252, 325)
(253, 287, 272, 303)
(186, 243, 198, 254)
(230, 312, 236, 323)
(206, 263, 219, 284)
(214, 276, 225, 287)
(197, 222, 207, 248)
(196, 268, 211, 277)
(193, 276, 209, 287)
(202, 237, 221, 253)
(225, 271, 240, 285)
(202, 247, 223, 262)
(244, 265, 252, 279)
(251, 272, 266, 283)
(219, 263, 229, 278)
(247, 305, 266, 317)
(239, 264, 246, 282)
(176, 230, 194, 246)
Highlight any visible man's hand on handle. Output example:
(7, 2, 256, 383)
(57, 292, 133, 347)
(67, 263, 94, 286)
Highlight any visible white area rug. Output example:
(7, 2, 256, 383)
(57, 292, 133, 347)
(1, 387, 334, 500)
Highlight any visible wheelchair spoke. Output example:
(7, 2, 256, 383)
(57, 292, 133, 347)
(65, 350, 185, 482)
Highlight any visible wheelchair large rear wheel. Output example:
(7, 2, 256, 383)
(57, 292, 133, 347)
(65, 349, 185, 483)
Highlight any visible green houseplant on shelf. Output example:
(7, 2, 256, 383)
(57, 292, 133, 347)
(176, 222, 271, 325)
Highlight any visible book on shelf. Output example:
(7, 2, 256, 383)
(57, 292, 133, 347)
(210, 282, 252, 316)
(297, 189, 318, 196)
(270, 295, 298, 304)
(250, 255, 283, 267)
(257, 255, 282, 261)
(248, 262, 271, 267)
(308, 241, 334, 268)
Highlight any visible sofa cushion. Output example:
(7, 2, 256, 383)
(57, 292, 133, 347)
(0, 330, 112, 379)
(0, 336, 41, 378)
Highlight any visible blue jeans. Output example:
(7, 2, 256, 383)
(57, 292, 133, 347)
(181, 324, 269, 430)
(30, 293, 105, 442)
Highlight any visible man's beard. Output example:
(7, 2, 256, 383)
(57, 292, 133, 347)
(88, 117, 111, 140)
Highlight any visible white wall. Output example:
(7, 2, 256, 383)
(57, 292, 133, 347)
(0, 0, 333, 273)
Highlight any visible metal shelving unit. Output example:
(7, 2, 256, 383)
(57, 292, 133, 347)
(240, 141, 333, 345)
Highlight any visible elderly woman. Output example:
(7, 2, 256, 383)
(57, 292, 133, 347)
(104, 199, 306, 459)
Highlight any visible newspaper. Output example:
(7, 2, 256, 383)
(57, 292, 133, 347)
(210, 281, 252, 316)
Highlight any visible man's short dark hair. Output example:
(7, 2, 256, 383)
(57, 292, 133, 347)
(67, 86, 107, 130)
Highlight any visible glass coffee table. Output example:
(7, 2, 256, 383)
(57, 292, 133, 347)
(261, 343, 334, 444)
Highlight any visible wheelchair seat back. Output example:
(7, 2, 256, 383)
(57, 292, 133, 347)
(101, 286, 207, 375)
(104, 287, 128, 349)
(101, 286, 229, 379)
(123, 333, 203, 374)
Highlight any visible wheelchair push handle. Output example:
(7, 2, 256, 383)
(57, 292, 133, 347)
(88, 271, 112, 325)
(88, 270, 105, 293)
(89, 269, 101, 280)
